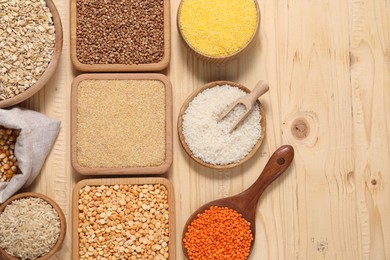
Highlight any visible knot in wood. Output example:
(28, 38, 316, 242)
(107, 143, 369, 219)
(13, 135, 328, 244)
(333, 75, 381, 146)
(291, 118, 310, 139)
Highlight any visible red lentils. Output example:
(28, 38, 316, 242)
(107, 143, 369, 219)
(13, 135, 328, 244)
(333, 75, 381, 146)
(76, 0, 165, 65)
(183, 206, 253, 260)
(0, 126, 20, 182)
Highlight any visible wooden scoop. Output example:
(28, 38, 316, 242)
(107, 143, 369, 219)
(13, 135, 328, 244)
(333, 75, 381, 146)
(218, 80, 269, 133)
(182, 145, 294, 259)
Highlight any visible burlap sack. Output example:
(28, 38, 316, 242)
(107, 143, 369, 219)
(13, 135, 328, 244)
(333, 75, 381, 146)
(0, 108, 60, 203)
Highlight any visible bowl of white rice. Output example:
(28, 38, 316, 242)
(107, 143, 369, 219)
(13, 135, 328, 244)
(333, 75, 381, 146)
(0, 192, 66, 259)
(178, 80, 266, 169)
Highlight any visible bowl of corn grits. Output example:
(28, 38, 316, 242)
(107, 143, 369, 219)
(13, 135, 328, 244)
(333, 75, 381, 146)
(0, 192, 66, 260)
(177, 0, 260, 63)
(177, 81, 266, 169)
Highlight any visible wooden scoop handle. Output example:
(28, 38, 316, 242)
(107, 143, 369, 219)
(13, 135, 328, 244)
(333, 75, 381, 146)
(231, 145, 294, 215)
(244, 80, 269, 108)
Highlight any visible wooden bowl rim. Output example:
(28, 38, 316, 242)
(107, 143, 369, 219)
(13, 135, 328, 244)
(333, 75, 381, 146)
(72, 177, 176, 260)
(0, 0, 63, 108)
(177, 0, 260, 63)
(69, 0, 170, 72)
(70, 73, 173, 175)
(0, 192, 67, 260)
(177, 80, 266, 169)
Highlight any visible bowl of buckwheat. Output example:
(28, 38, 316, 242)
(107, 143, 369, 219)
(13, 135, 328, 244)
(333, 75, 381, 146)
(0, 0, 63, 108)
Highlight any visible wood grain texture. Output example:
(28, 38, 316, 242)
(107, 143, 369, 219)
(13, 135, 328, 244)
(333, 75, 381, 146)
(12, 0, 389, 259)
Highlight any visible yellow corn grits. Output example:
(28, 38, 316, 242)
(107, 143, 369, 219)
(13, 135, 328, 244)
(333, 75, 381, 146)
(179, 0, 258, 57)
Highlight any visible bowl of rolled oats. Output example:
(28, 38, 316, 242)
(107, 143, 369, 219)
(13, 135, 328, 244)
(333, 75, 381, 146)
(0, 0, 63, 108)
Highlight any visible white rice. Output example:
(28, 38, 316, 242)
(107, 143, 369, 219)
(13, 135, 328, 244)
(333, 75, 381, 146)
(182, 84, 261, 165)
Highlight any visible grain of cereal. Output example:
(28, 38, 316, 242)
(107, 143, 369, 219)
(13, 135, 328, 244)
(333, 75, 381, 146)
(0, 126, 20, 182)
(182, 85, 261, 165)
(178, 0, 257, 57)
(0, 0, 55, 100)
(76, 79, 166, 168)
(0, 197, 61, 259)
(76, 0, 165, 65)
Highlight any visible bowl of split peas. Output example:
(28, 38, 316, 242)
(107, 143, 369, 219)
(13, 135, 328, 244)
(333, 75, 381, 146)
(177, 0, 260, 62)
(72, 178, 175, 259)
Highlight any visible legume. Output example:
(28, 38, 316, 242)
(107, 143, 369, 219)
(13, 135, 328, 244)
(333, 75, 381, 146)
(0, 0, 55, 100)
(182, 85, 261, 165)
(183, 206, 253, 260)
(178, 0, 257, 57)
(77, 184, 170, 259)
(0, 126, 20, 182)
(76, 0, 165, 65)
(76, 79, 166, 168)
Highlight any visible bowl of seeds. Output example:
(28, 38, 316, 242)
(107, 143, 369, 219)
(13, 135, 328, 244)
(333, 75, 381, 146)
(178, 81, 266, 169)
(72, 178, 175, 259)
(0, 0, 63, 108)
(0, 192, 66, 259)
(177, 0, 260, 63)
(70, 0, 170, 72)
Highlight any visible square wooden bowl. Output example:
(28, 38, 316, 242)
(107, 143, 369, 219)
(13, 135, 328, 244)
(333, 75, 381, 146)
(71, 73, 172, 175)
(72, 178, 175, 259)
(70, 0, 170, 72)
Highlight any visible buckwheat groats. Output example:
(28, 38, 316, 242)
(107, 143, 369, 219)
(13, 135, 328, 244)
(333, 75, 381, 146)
(75, 0, 165, 65)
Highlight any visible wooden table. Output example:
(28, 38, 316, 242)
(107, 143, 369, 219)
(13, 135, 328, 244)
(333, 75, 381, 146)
(18, 0, 389, 259)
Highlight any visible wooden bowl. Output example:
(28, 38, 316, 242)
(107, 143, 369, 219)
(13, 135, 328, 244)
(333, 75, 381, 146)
(0, 0, 63, 108)
(178, 81, 266, 169)
(71, 73, 173, 175)
(0, 192, 67, 260)
(177, 0, 260, 63)
(72, 178, 175, 260)
(70, 0, 170, 72)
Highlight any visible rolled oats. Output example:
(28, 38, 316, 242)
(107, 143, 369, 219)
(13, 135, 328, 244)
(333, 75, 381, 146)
(0, 0, 55, 100)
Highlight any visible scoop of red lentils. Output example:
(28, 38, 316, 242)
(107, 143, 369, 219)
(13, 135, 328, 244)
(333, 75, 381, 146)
(0, 126, 20, 182)
(183, 206, 253, 260)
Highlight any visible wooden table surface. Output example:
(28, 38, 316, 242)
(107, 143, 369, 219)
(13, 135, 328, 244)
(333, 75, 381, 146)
(17, 0, 389, 259)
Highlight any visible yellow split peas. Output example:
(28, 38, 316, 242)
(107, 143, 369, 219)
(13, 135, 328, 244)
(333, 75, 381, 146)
(179, 0, 258, 57)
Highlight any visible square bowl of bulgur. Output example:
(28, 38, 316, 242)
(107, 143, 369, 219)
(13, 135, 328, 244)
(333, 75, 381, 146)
(72, 177, 175, 259)
(71, 73, 172, 175)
